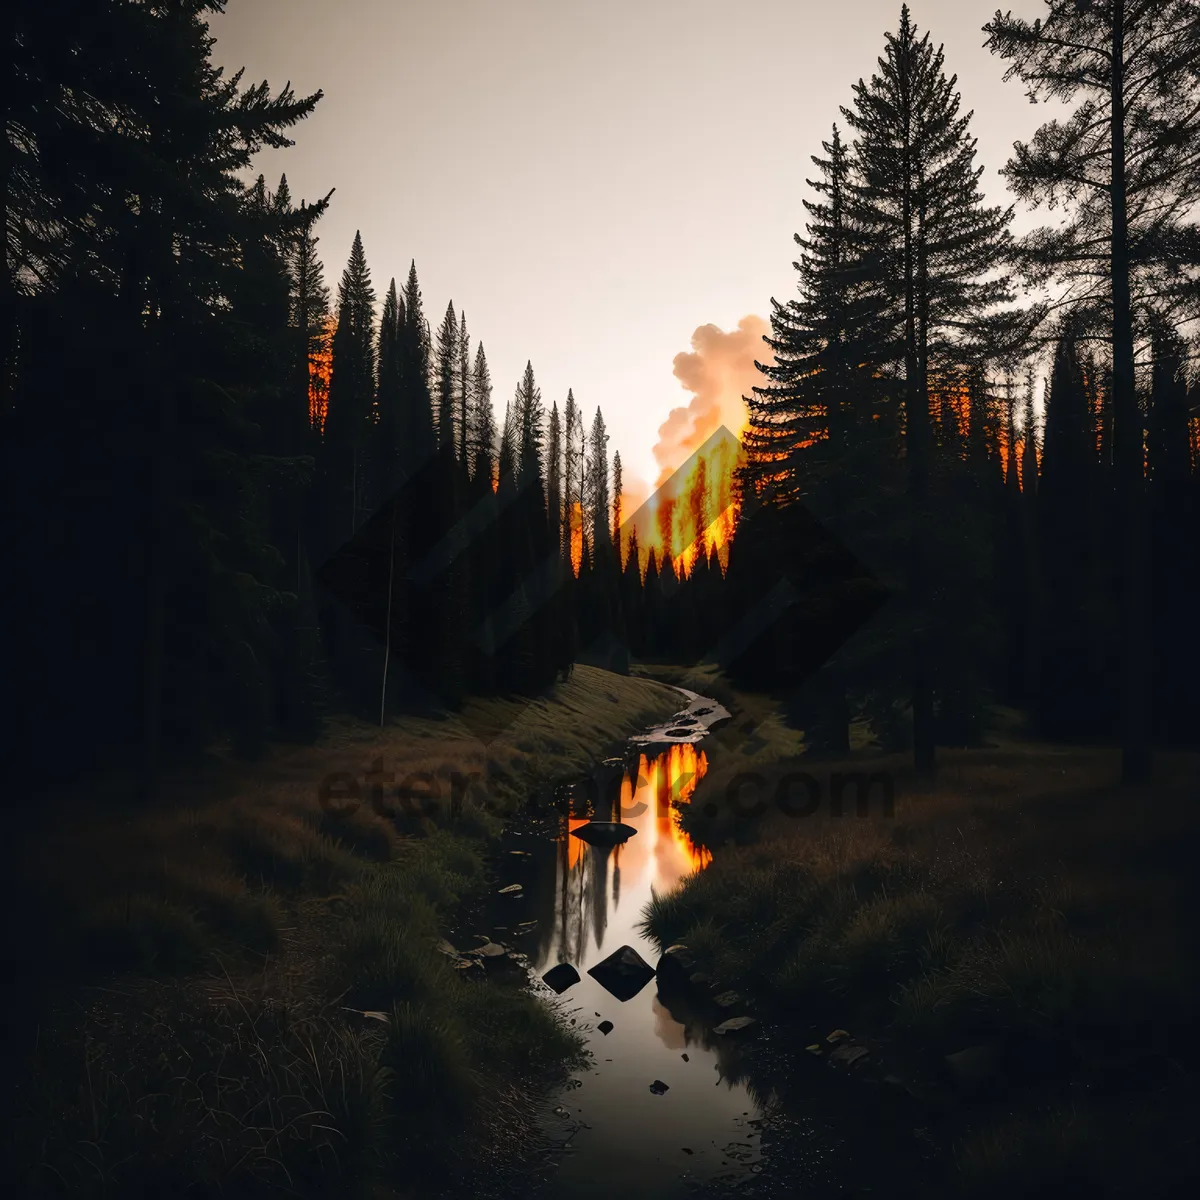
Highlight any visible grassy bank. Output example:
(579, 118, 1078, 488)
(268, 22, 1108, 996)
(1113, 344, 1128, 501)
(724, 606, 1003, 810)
(8, 666, 683, 1199)
(643, 724, 1200, 1196)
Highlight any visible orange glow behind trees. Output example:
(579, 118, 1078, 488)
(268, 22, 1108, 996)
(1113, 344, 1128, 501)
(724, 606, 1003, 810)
(308, 315, 335, 432)
(626, 426, 744, 578)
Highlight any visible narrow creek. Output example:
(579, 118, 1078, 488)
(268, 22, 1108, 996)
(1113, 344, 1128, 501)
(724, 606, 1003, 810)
(467, 691, 768, 1197)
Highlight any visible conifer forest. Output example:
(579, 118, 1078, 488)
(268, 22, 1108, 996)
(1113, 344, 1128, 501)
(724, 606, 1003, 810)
(6, 3, 1200, 1199)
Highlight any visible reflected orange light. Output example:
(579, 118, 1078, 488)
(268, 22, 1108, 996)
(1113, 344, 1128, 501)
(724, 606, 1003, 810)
(633, 744, 711, 872)
(566, 817, 590, 869)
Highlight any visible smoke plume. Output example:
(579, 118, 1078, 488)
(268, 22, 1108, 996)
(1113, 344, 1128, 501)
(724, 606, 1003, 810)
(652, 315, 771, 486)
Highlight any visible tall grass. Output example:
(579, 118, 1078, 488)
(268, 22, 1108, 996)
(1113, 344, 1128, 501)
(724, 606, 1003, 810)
(641, 741, 1200, 1194)
(9, 665, 682, 1197)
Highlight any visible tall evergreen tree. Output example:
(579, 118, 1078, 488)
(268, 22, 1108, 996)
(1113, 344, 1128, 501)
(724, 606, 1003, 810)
(588, 408, 611, 548)
(322, 231, 376, 547)
(8, 0, 326, 791)
(398, 261, 436, 472)
(288, 201, 332, 444)
(844, 4, 1014, 774)
(745, 125, 887, 506)
(562, 389, 583, 566)
(435, 300, 459, 454)
(1037, 321, 1113, 737)
(467, 342, 495, 487)
(611, 450, 624, 551)
(985, 0, 1200, 781)
(547, 401, 563, 557)
(373, 277, 404, 502)
(1147, 326, 1200, 744)
(458, 308, 471, 465)
(513, 361, 546, 487)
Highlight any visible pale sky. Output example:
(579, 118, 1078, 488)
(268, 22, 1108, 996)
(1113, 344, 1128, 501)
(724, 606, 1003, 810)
(212, 0, 1046, 493)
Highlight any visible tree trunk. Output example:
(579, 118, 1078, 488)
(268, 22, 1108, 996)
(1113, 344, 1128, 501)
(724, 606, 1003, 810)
(141, 290, 170, 805)
(1110, 6, 1151, 783)
(907, 154, 935, 777)
(380, 498, 398, 726)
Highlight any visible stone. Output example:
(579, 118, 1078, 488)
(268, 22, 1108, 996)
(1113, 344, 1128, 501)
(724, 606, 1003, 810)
(542, 962, 581, 994)
(713, 1016, 758, 1035)
(649, 1079, 670, 1095)
(657, 944, 698, 980)
(829, 1043, 870, 1069)
(587, 944, 656, 1002)
(597, 1020, 614, 1035)
(570, 821, 638, 845)
(474, 941, 508, 958)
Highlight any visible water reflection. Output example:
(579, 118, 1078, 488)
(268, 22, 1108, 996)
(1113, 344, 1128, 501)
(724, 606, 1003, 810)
(543, 743, 711, 984)
(513, 740, 761, 1198)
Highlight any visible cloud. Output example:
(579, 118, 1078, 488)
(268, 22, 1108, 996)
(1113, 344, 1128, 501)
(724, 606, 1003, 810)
(651, 315, 771, 487)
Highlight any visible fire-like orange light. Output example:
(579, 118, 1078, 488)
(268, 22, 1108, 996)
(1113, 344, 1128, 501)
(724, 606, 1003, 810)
(636, 744, 712, 872)
(308, 316, 334, 432)
(629, 433, 744, 578)
(569, 501, 584, 575)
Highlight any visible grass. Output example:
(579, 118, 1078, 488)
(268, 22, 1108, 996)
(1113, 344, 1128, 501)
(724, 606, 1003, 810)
(9, 664, 678, 1199)
(640, 733, 1200, 1195)
(14, 983, 392, 1200)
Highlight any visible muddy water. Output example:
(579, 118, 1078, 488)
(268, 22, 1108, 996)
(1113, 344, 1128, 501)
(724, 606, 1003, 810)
(479, 694, 766, 1197)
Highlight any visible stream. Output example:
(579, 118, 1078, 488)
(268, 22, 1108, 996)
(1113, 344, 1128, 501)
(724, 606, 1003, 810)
(467, 691, 771, 1197)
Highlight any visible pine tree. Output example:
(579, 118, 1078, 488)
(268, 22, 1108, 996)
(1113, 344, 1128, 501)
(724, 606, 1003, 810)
(289, 202, 332, 439)
(1148, 326, 1200, 744)
(435, 300, 459, 454)
(1019, 372, 1042, 708)
(513, 361, 546, 488)
(498, 399, 516, 486)
(322, 231, 377, 546)
(588, 408, 611, 548)
(844, 4, 1014, 775)
(457, 309, 471, 466)
(547, 402, 563, 557)
(611, 450, 624, 551)
(374, 277, 404, 502)
(621, 530, 645, 656)
(399, 261, 436, 473)
(562, 389, 583, 566)
(9, 0, 326, 792)
(1037, 321, 1110, 738)
(985, 0, 1200, 781)
(744, 125, 887, 507)
(467, 342, 495, 488)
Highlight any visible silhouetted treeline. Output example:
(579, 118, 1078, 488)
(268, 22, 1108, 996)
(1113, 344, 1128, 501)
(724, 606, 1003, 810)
(7, 2, 1198, 797)
(690, 5, 1200, 768)
(5, 1, 635, 794)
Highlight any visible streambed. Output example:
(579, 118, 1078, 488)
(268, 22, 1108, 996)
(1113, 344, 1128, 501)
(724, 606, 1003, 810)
(465, 691, 771, 1197)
